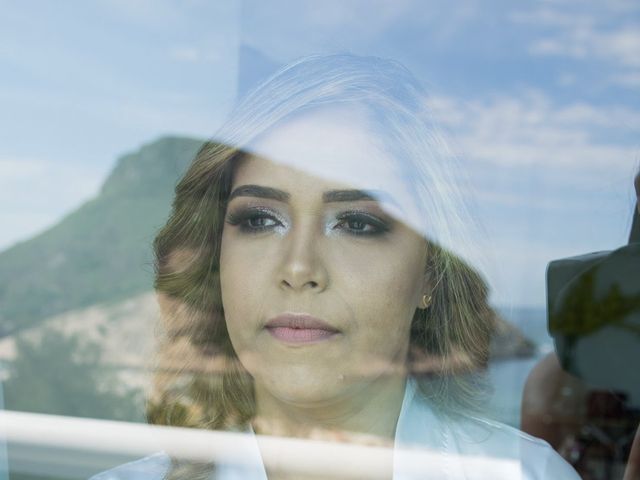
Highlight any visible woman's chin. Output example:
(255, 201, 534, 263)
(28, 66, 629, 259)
(255, 367, 351, 407)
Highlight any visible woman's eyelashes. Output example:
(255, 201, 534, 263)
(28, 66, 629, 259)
(332, 210, 391, 237)
(225, 206, 286, 234)
(226, 205, 392, 238)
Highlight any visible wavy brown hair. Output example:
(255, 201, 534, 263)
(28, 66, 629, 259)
(147, 54, 495, 475)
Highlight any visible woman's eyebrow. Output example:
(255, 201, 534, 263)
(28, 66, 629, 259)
(228, 185, 290, 202)
(323, 189, 376, 203)
(228, 185, 400, 209)
(323, 189, 400, 209)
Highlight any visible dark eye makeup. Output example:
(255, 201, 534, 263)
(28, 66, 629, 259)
(225, 205, 392, 237)
(225, 206, 285, 234)
(334, 210, 391, 236)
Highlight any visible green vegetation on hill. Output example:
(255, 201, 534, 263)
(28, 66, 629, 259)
(0, 136, 205, 335)
(4, 327, 143, 421)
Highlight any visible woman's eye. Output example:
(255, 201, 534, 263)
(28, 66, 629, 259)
(226, 208, 283, 234)
(344, 218, 372, 232)
(334, 212, 390, 237)
(247, 216, 277, 228)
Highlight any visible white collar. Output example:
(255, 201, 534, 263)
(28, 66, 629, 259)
(392, 377, 454, 480)
(215, 377, 447, 480)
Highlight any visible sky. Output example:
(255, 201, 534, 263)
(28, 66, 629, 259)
(1, 0, 639, 307)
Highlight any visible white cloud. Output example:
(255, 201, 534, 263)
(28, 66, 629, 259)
(602, 29, 640, 68)
(168, 46, 223, 64)
(511, 4, 640, 88)
(427, 92, 640, 173)
(557, 72, 577, 87)
(511, 6, 592, 29)
(0, 158, 48, 180)
(425, 90, 639, 306)
(527, 27, 640, 68)
(610, 71, 640, 88)
(169, 47, 201, 63)
(486, 238, 602, 307)
(240, 0, 480, 62)
(96, 0, 195, 28)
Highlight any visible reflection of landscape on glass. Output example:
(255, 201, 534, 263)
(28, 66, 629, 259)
(0, 2, 639, 480)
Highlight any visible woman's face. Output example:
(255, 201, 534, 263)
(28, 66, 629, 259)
(219, 106, 429, 406)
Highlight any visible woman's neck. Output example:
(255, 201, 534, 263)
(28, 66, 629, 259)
(252, 374, 408, 444)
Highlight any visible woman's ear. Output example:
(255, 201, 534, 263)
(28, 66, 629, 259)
(418, 248, 435, 310)
(418, 272, 434, 310)
(419, 292, 433, 310)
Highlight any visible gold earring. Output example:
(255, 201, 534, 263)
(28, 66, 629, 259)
(421, 294, 432, 309)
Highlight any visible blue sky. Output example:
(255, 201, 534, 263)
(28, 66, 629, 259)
(1, 0, 639, 307)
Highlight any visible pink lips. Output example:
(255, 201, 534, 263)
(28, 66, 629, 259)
(265, 314, 340, 344)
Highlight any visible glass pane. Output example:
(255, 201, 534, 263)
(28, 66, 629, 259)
(1, 1, 638, 479)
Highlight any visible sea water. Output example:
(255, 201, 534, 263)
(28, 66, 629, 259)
(487, 307, 552, 427)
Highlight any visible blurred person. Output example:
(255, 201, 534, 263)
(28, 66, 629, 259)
(522, 170, 640, 479)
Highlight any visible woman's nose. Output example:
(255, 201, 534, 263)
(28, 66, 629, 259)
(278, 223, 328, 292)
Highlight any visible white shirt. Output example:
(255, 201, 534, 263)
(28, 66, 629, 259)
(91, 378, 579, 479)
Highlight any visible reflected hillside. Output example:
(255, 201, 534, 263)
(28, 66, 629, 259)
(0, 136, 205, 336)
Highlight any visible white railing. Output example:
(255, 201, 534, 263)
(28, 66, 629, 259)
(0, 410, 519, 479)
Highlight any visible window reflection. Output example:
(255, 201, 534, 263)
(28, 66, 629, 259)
(0, 2, 638, 480)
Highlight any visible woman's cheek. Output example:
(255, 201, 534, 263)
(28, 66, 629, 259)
(220, 246, 254, 334)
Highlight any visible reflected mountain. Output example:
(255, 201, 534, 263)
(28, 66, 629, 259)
(0, 136, 535, 381)
(0, 136, 205, 336)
